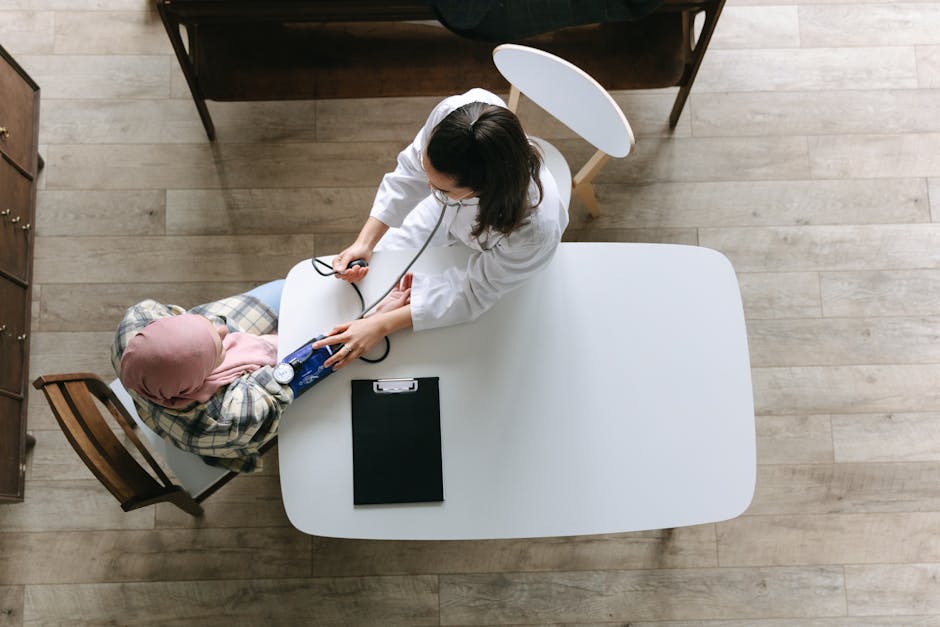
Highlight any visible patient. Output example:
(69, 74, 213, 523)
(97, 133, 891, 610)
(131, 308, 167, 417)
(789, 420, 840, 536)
(111, 280, 289, 472)
(111, 278, 411, 472)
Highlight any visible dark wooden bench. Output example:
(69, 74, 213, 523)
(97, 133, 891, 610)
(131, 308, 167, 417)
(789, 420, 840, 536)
(157, 0, 725, 140)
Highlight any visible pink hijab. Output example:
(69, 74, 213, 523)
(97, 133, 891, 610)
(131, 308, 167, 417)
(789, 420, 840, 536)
(120, 313, 276, 409)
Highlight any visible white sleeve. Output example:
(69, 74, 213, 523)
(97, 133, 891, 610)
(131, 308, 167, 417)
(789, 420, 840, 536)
(369, 89, 507, 228)
(408, 226, 562, 331)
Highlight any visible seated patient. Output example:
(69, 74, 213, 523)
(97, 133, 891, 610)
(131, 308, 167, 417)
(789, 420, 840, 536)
(111, 280, 289, 473)
(111, 277, 412, 473)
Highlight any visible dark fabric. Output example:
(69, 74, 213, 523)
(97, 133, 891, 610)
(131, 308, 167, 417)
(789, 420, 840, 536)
(431, 0, 665, 42)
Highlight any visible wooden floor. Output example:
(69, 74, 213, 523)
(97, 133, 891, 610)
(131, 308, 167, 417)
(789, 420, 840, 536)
(2, 1, 940, 624)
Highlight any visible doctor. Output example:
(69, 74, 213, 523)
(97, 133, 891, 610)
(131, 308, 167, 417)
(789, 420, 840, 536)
(314, 88, 568, 369)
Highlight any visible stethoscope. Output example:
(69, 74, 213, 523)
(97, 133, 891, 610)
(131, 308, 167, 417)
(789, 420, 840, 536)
(304, 190, 457, 365)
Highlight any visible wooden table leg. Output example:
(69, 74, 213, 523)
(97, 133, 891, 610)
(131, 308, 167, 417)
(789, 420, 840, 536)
(669, 0, 726, 128)
(157, 0, 216, 140)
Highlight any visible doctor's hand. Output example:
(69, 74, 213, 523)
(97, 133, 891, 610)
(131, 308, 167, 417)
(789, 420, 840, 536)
(331, 244, 372, 283)
(314, 316, 390, 371)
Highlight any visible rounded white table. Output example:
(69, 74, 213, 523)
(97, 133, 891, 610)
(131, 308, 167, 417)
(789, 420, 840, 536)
(277, 243, 755, 540)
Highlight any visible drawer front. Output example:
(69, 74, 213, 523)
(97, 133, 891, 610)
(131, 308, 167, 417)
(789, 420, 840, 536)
(0, 279, 28, 395)
(0, 51, 38, 175)
(0, 394, 25, 502)
(0, 157, 31, 281)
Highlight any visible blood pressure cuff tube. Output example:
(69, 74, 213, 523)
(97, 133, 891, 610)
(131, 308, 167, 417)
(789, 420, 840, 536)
(275, 336, 336, 398)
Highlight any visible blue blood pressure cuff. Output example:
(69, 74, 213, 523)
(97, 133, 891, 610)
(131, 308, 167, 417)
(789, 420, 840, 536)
(273, 335, 336, 399)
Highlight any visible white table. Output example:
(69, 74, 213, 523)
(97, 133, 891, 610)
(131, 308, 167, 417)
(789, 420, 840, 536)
(277, 243, 755, 540)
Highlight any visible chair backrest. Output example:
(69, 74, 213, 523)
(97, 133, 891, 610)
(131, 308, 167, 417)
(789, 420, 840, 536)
(492, 43, 635, 158)
(32, 373, 207, 515)
(108, 378, 233, 499)
(529, 136, 572, 211)
(493, 43, 635, 218)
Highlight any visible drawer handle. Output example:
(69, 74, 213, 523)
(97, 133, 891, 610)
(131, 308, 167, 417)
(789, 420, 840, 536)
(1, 209, 9, 218)
(0, 127, 8, 140)
(21, 223, 30, 232)
(10, 216, 20, 224)
(17, 334, 27, 341)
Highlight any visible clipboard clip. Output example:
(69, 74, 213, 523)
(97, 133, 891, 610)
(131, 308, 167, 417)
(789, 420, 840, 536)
(373, 378, 419, 394)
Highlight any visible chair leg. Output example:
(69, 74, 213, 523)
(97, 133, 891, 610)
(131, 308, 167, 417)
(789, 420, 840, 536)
(507, 85, 521, 114)
(167, 491, 205, 517)
(125, 486, 204, 516)
(572, 183, 601, 219)
(572, 150, 611, 218)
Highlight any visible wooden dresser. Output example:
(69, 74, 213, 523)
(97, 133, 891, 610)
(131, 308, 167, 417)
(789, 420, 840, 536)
(0, 45, 40, 503)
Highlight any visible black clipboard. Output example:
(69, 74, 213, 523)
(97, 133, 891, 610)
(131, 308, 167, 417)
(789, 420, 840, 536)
(350, 377, 443, 505)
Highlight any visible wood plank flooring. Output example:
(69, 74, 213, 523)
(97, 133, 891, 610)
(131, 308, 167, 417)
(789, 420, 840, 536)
(2, 1, 940, 624)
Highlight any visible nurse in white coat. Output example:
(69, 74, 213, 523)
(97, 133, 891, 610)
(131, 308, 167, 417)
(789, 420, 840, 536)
(314, 88, 568, 369)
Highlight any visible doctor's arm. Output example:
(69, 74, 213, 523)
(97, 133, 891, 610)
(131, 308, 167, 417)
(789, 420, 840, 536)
(331, 217, 389, 282)
(313, 273, 414, 369)
(410, 236, 558, 331)
(331, 101, 446, 281)
(317, 306, 413, 371)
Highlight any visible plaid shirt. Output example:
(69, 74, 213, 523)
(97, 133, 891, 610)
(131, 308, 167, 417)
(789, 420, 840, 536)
(111, 295, 293, 473)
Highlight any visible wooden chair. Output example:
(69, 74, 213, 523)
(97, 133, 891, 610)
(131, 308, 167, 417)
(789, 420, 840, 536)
(493, 44, 636, 218)
(32, 373, 268, 516)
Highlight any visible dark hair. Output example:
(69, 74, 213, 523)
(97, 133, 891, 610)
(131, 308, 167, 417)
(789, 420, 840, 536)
(427, 102, 543, 239)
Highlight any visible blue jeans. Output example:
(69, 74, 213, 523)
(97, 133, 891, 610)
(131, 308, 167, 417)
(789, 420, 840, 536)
(245, 279, 285, 317)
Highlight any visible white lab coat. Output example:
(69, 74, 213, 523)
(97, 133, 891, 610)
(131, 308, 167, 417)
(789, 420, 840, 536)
(370, 88, 569, 331)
